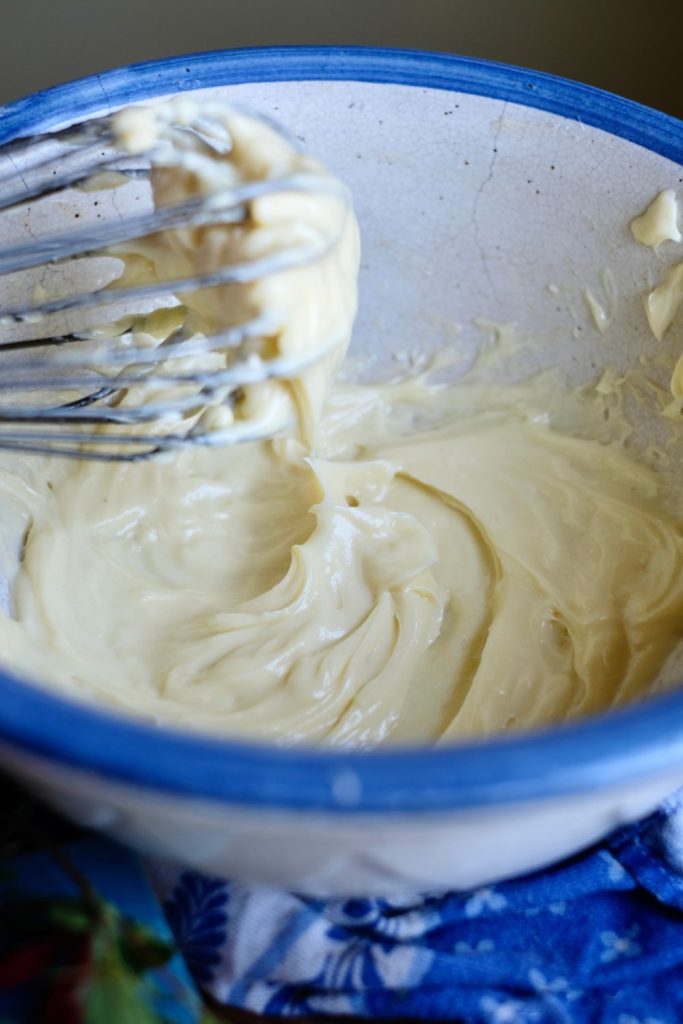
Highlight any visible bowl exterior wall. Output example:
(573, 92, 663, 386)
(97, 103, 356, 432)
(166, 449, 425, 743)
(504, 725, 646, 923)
(2, 743, 680, 894)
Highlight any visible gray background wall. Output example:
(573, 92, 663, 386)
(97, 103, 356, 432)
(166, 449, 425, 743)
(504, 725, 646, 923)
(0, 0, 681, 118)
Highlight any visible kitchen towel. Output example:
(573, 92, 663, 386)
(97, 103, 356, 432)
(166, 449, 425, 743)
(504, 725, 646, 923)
(4, 781, 683, 1023)
(153, 789, 683, 1023)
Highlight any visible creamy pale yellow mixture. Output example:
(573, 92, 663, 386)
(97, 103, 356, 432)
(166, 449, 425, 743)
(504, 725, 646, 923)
(111, 99, 360, 445)
(631, 189, 683, 415)
(0, 102, 682, 746)
(631, 189, 681, 249)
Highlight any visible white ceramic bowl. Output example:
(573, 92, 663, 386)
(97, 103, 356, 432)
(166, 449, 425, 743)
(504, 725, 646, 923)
(0, 47, 682, 896)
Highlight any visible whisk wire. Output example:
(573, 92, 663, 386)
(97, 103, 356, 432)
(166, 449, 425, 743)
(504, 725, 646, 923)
(0, 106, 347, 459)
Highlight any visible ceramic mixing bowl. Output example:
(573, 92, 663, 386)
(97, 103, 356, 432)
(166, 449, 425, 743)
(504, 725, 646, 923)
(0, 47, 682, 895)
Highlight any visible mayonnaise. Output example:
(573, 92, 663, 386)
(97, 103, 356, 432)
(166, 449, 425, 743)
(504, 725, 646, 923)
(0, 101, 681, 746)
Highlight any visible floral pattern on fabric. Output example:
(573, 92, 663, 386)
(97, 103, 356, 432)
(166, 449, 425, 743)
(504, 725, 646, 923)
(159, 790, 683, 1023)
(164, 871, 229, 985)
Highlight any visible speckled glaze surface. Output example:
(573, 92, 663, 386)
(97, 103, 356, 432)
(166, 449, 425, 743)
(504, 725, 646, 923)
(0, 48, 682, 894)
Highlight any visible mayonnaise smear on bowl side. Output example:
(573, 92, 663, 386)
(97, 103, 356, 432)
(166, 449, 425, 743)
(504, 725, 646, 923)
(0, 101, 682, 747)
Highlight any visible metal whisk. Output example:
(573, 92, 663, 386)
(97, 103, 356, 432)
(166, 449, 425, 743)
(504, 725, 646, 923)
(0, 102, 346, 461)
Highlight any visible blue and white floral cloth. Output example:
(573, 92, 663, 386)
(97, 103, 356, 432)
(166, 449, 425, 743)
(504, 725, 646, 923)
(152, 790, 683, 1024)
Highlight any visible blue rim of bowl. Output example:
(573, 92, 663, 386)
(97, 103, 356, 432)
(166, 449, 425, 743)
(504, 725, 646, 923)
(0, 46, 681, 813)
